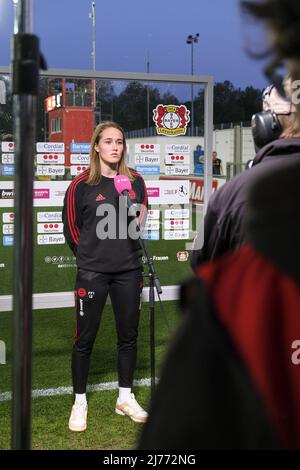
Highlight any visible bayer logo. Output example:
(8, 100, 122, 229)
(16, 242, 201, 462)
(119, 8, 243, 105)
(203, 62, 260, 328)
(162, 112, 180, 130)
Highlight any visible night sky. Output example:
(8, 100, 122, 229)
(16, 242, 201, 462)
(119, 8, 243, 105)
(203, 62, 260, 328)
(0, 0, 270, 90)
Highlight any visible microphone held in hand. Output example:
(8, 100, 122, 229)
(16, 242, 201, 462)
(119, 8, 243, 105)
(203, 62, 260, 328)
(114, 175, 134, 209)
(114, 174, 132, 196)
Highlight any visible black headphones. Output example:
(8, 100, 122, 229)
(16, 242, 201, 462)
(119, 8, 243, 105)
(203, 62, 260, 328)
(251, 110, 282, 150)
(251, 83, 295, 150)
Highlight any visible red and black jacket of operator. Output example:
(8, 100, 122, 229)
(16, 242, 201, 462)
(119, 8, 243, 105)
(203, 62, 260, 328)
(62, 168, 148, 273)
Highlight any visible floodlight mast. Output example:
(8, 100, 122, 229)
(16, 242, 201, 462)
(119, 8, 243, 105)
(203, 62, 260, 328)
(186, 33, 199, 135)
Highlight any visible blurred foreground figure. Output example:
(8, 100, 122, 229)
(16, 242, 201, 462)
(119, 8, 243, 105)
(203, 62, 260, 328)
(139, 0, 300, 450)
(190, 82, 299, 268)
(191, 0, 300, 269)
(139, 160, 300, 449)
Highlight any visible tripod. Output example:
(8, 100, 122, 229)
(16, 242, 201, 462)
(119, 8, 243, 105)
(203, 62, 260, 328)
(123, 194, 162, 396)
(138, 238, 162, 396)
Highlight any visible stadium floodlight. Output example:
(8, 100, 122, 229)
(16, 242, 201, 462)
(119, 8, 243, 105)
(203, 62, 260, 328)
(186, 33, 200, 135)
(12, 0, 18, 34)
(89, 1, 96, 71)
(89, 2, 97, 124)
(186, 34, 199, 77)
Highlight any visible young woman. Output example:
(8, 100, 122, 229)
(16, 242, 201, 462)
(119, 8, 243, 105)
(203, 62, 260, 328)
(63, 121, 148, 432)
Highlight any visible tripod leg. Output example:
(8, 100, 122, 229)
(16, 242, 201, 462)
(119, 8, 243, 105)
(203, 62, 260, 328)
(149, 278, 155, 395)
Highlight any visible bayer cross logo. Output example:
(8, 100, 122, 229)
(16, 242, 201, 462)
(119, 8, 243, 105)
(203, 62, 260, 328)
(38, 166, 48, 175)
(162, 112, 180, 130)
(135, 155, 144, 164)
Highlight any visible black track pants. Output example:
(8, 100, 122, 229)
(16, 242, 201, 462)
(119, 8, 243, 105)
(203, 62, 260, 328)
(72, 267, 143, 393)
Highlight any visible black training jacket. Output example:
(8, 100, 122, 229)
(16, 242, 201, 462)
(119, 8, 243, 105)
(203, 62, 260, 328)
(62, 168, 148, 273)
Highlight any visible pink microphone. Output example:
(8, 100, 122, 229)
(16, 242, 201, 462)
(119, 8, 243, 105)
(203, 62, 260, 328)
(114, 175, 132, 196)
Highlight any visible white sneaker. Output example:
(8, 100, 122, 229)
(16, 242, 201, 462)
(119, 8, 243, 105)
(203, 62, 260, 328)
(115, 393, 148, 423)
(68, 402, 88, 432)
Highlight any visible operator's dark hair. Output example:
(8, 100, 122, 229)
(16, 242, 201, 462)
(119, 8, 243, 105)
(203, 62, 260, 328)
(241, 1, 300, 128)
(241, 1, 300, 61)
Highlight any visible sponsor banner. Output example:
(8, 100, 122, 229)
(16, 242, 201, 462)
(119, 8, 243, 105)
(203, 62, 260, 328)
(177, 251, 189, 262)
(37, 211, 62, 222)
(189, 178, 219, 204)
(165, 154, 190, 165)
(3, 235, 14, 246)
(147, 209, 160, 220)
(144, 220, 160, 231)
(0, 188, 14, 199)
(0, 183, 14, 207)
(165, 208, 190, 219)
(135, 165, 160, 175)
(34, 181, 70, 207)
(141, 230, 160, 241)
(36, 142, 65, 153)
(37, 234, 65, 245)
(135, 155, 160, 165)
(135, 144, 160, 154)
(160, 176, 225, 204)
(142, 255, 169, 263)
(71, 165, 89, 176)
(34, 188, 50, 199)
(37, 223, 64, 234)
(164, 219, 189, 230)
(165, 143, 190, 154)
(0, 181, 71, 207)
(37, 165, 65, 176)
(3, 224, 14, 235)
(36, 154, 65, 164)
(0, 182, 14, 207)
(146, 187, 160, 199)
(1, 153, 14, 164)
(2, 165, 14, 176)
(2, 212, 14, 223)
(145, 180, 189, 205)
(70, 154, 90, 164)
(70, 142, 90, 153)
(44, 255, 76, 265)
(165, 165, 190, 176)
(163, 230, 189, 240)
(1, 142, 14, 152)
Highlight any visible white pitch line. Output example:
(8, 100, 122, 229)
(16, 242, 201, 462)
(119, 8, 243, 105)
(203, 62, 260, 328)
(0, 377, 156, 403)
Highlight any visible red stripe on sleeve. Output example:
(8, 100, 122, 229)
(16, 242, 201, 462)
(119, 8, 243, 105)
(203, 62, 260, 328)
(66, 171, 89, 247)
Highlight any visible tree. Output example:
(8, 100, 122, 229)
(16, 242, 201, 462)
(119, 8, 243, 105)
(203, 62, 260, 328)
(96, 80, 115, 122)
(113, 81, 160, 131)
(36, 77, 49, 141)
(161, 91, 179, 105)
(212, 80, 262, 125)
(240, 86, 263, 122)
